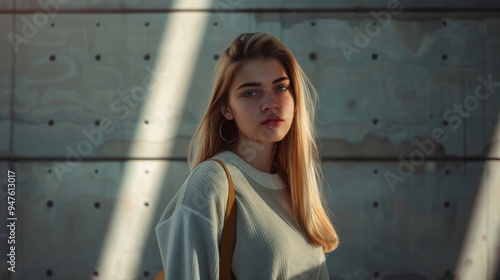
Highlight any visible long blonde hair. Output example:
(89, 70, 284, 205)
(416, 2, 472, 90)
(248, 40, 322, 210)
(188, 32, 339, 252)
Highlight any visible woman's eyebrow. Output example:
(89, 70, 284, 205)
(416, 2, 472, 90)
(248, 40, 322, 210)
(236, 76, 289, 90)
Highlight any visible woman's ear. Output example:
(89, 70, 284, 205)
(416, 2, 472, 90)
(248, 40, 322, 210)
(220, 104, 233, 120)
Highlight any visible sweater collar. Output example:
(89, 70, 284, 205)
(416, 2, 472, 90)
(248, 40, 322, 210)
(214, 151, 288, 190)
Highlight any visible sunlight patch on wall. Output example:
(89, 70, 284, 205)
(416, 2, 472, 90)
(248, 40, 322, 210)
(455, 121, 500, 279)
(94, 2, 211, 279)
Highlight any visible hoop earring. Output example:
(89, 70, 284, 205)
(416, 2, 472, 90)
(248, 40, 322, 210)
(219, 119, 238, 143)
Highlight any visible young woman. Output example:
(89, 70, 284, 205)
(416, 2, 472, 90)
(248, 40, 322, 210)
(156, 32, 339, 279)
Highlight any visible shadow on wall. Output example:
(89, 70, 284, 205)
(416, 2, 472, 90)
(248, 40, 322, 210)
(2, 1, 500, 279)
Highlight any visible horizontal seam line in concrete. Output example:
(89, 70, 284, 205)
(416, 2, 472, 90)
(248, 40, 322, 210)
(0, 157, 499, 162)
(1, 8, 500, 14)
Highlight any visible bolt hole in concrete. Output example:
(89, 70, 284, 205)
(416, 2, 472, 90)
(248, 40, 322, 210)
(48, 119, 54, 126)
(309, 52, 317, 60)
(46, 269, 53, 277)
(442, 53, 448, 60)
(145, 22, 149, 27)
(445, 169, 450, 175)
(48, 169, 52, 174)
(213, 21, 218, 26)
(144, 119, 149, 125)
(373, 270, 380, 277)
(372, 118, 379, 125)
(442, 21, 447, 26)
(96, 22, 100, 27)
(144, 202, 149, 207)
(47, 200, 54, 208)
(145, 169, 149, 174)
(443, 270, 453, 278)
(371, 53, 378, 60)
(310, 21, 315, 26)
(373, 169, 378, 175)
(50, 23, 54, 27)
(373, 201, 379, 208)
(93, 270, 99, 276)
(94, 202, 100, 209)
(49, 54, 56, 61)
(144, 54, 150, 61)
(95, 169, 99, 174)
(95, 120, 100, 126)
(214, 54, 219, 60)
(143, 271, 150, 277)
(95, 54, 101, 61)
(444, 201, 451, 208)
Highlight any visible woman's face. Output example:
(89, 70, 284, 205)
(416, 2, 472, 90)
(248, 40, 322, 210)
(222, 58, 295, 145)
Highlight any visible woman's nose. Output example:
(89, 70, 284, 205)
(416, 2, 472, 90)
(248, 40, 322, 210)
(261, 92, 279, 111)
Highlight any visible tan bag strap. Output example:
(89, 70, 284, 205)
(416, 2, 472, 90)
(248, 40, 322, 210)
(210, 158, 237, 280)
(155, 158, 236, 280)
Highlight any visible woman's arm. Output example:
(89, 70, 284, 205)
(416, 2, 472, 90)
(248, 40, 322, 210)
(155, 160, 230, 280)
(156, 205, 219, 280)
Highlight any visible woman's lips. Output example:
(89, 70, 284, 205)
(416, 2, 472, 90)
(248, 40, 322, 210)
(261, 120, 284, 126)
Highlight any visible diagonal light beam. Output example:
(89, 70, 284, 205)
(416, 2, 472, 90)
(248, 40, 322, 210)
(455, 120, 500, 278)
(95, 2, 211, 279)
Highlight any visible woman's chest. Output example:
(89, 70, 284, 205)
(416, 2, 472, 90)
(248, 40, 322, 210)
(231, 187, 325, 276)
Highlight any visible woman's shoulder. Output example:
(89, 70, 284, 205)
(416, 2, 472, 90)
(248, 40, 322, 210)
(189, 158, 229, 186)
(180, 158, 231, 213)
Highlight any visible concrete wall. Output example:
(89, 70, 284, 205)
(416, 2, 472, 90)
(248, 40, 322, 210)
(0, 0, 499, 279)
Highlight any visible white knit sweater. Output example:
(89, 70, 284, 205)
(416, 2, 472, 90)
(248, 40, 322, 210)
(155, 151, 329, 280)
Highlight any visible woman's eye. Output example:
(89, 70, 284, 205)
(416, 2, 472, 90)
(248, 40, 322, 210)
(276, 86, 288, 92)
(243, 91, 258, 97)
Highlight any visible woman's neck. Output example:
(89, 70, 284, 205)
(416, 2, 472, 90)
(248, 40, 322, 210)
(230, 137, 277, 174)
